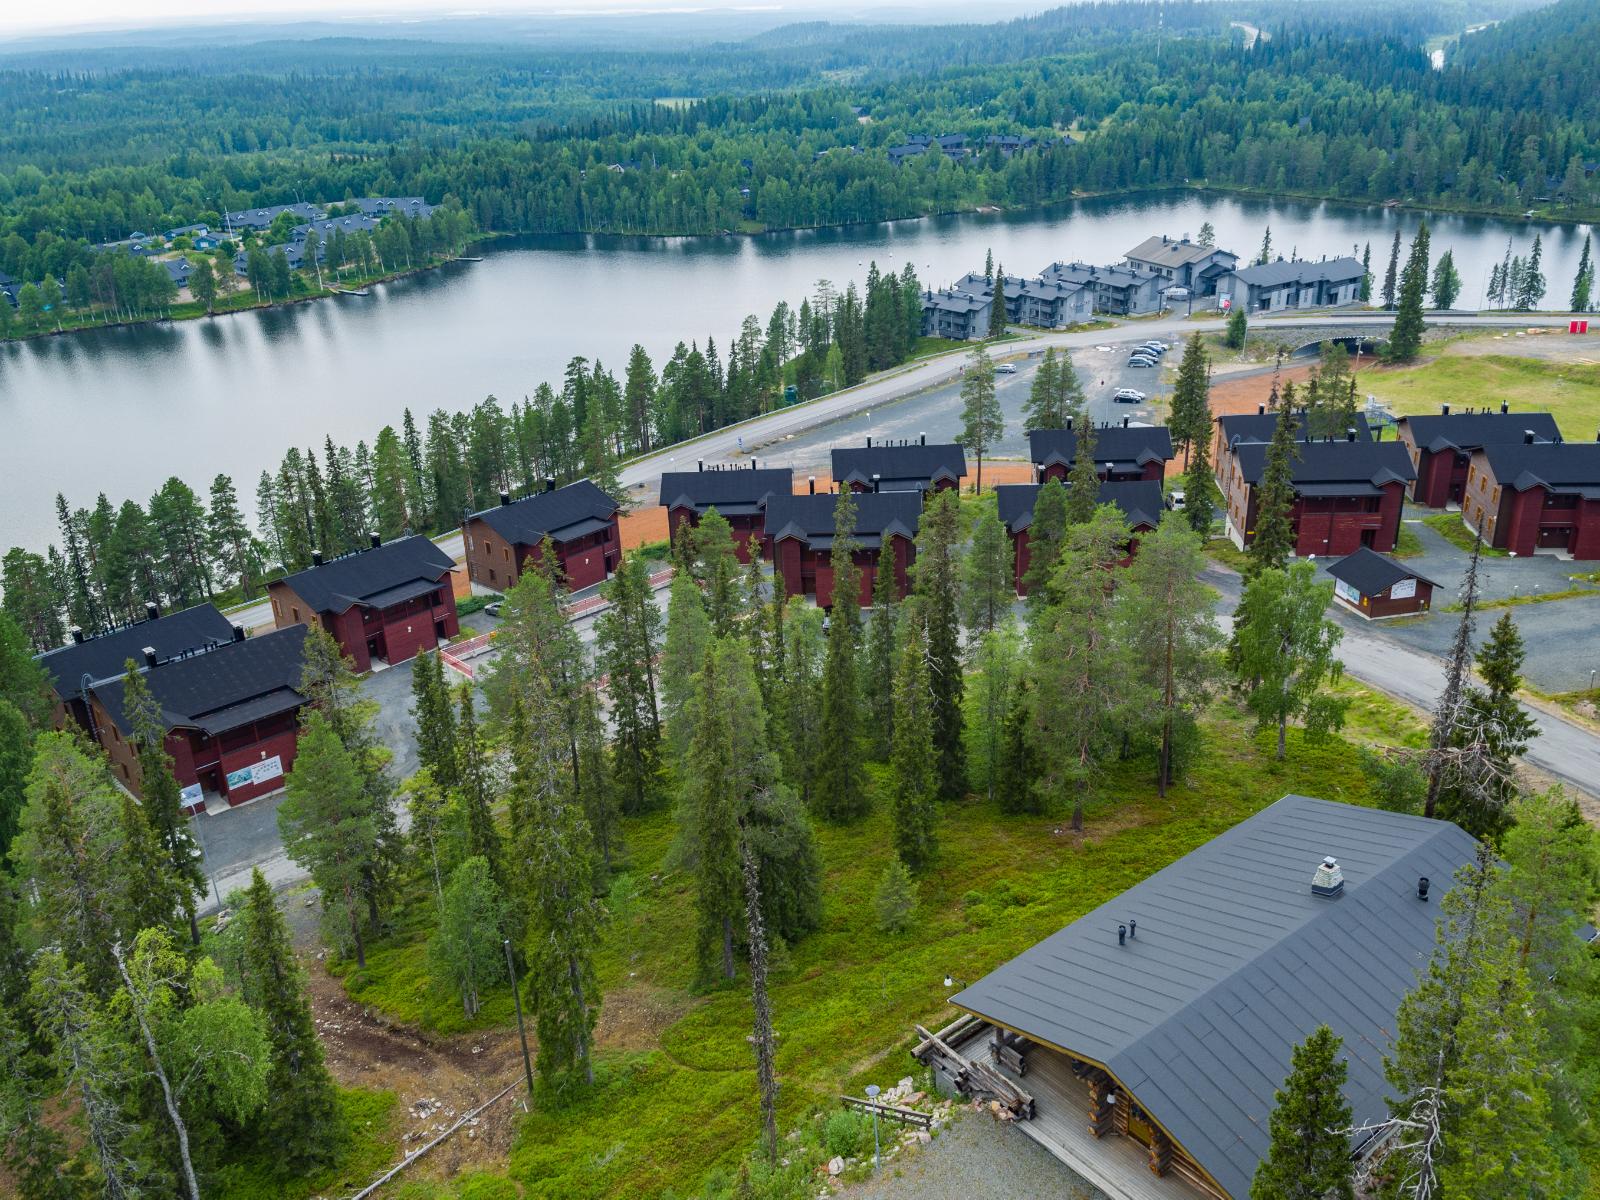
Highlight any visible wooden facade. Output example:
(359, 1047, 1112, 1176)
(1462, 443, 1600, 559)
(1394, 408, 1562, 509)
(464, 481, 623, 592)
(1326, 549, 1437, 620)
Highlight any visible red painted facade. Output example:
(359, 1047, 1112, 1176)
(1009, 525, 1151, 594)
(463, 514, 621, 592)
(1407, 448, 1468, 508)
(271, 580, 458, 673)
(666, 505, 766, 562)
(1222, 457, 1407, 556)
(771, 535, 914, 607)
(1334, 580, 1434, 619)
(1039, 460, 1164, 485)
(1462, 461, 1600, 559)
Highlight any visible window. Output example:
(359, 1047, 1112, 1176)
(291, 606, 300, 622)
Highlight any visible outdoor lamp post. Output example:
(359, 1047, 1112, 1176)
(864, 1083, 881, 1169)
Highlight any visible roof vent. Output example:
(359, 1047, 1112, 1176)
(697, 459, 703, 472)
(872, 473, 881, 494)
(141, 646, 158, 669)
(231, 624, 246, 642)
(1441, 403, 1450, 415)
(545, 477, 556, 492)
(369, 531, 381, 549)
(1347, 428, 1357, 442)
(312, 550, 324, 567)
(69, 625, 84, 644)
(866, 435, 873, 448)
(1311, 856, 1345, 899)
(1066, 416, 1073, 430)
(1417, 876, 1430, 902)
(1122, 416, 1129, 428)
(808, 475, 816, 495)
(144, 600, 160, 621)
(499, 490, 512, 506)
(920, 432, 927, 446)
(1524, 429, 1536, 445)
(1257, 403, 1265, 415)
(1500, 401, 1509, 414)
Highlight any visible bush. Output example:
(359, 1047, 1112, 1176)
(457, 593, 502, 617)
(823, 1109, 868, 1159)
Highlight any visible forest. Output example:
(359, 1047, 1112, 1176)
(1, 0, 1598, 290)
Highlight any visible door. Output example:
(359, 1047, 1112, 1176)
(1360, 528, 1378, 549)
(435, 619, 448, 644)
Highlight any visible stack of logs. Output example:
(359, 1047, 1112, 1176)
(912, 1020, 1035, 1121)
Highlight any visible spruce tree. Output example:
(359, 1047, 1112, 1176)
(1167, 333, 1211, 468)
(862, 541, 900, 760)
(1359, 241, 1372, 302)
(1517, 232, 1546, 310)
(815, 489, 867, 821)
(916, 489, 966, 800)
(738, 834, 780, 1168)
(1064, 408, 1100, 526)
(961, 493, 1011, 635)
(119, 663, 206, 945)
(596, 553, 664, 814)
(873, 857, 916, 933)
(1429, 248, 1461, 310)
(966, 619, 1023, 805)
(1250, 1026, 1354, 1200)
(1381, 228, 1402, 309)
(1022, 347, 1061, 432)
(995, 680, 1040, 814)
(454, 686, 506, 886)
(1182, 426, 1214, 536)
(693, 508, 745, 637)
(1437, 613, 1537, 841)
(1257, 225, 1273, 266)
(1022, 477, 1069, 606)
(429, 856, 508, 1017)
(661, 570, 711, 762)
(411, 649, 459, 792)
(1386, 221, 1430, 363)
(237, 869, 343, 1171)
(1224, 306, 1247, 350)
(889, 606, 938, 871)
(1571, 234, 1594, 313)
(1246, 405, 1299, 576)
(987, 265, 1007, 338)
(959, 345, 1002, 493)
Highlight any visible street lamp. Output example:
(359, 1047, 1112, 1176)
(864, 1084, 882, 1169)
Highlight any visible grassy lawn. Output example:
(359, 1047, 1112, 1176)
(1368, 353, 1600, 434)
(335, 685, 1421, 1199)
(1421, 511, 1509, 557)
(1205, 537, 1251, 573)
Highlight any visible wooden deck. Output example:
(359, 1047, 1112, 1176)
(970, 1037, 1219, 1200)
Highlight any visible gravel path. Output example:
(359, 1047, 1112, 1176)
(848, 1109, 1107, 1200)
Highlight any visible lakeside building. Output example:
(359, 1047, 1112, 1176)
(1030, 422, 1174, 484)
(1394, 404, 1563, 508)
(762, 490, 921, 607)
(1218, 434, 1415, 556)
(1325, 548, 1440, 619)
(952, 272, 1095, 328)
(269, 534, 460, 671)
(658, 464, 794, 561)
(930, 794, 1480, 1200)
(34, 602, 235, 731)
(1122, 235, 1239, 296)
(831, 436, 968, 495)
(1216, 256, 1365, 312)
(996, 480, 1164, 592)
(463, 479, 622, 592)
(88, 625, 309, 812)
(920, 287, 993, 340)
(1040, 260, 1165, 316)
(1461, 440, 1600, 558)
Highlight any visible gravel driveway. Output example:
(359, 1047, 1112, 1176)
(848, 1109, 1106, 1200)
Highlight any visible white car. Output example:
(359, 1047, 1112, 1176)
(1113, 388, 1146, 403)
(995, 362, 1018, 374)
(1168, 490, 1187, 511)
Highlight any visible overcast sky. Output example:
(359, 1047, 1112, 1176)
(0, 0, 949, 38)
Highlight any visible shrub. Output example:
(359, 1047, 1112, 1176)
(873, 858, 916, 933)
(823, 1109, 868, 1159)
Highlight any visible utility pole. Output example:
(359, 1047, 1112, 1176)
(504, 939, 536, 1103)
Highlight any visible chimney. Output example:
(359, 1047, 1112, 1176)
(369, 531, 381, 549)
(312, 550, 324, 567)
(866, 435, 873, 448)
(808, 475, 816, 495)
(1346, 428, 1357, 442)
(69, 625, 84, 644)
(751, 458, 758, 470)
(141, 646, 158, 670)
(872, 473, 881, 494)
(1257, 403, 1265, 415)
(231, 624, 246, 643)
(144, 600, 159, 622)
(1524, 429, 1536, 445)
(697, 459, 704, 472)
(1417, 876, 1430, 902)
(1441, 403, 1449, 415)
(920, 432, 927, 446)
(1311, 856, 1345, 899)
(1500, 400, 1509, 414)
(1122, 416, 1129, 428)
(1066, 416, 1074, 430)
(545, 477, 556, 493)
(499, 490, 512, 507)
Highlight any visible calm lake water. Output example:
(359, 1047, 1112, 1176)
(1, 191, 1594, 553)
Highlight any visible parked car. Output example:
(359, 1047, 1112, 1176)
(1127, 356, 1158, 368)
(995, 361, 1018, 374)
(484, 601, 504, 617)
(1113, 388, 1146, 403)
(1168, 490, 1187, 511)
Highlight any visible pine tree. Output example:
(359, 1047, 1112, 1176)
(1250, 1026, 1354, 1200)
(1381, 228, 1402, 309)
(1118, 516, 1222, 794)
(1023, 347, 1061, 433)
(206, 473, 259, 598)
(429, 856, 508, 1017)
(237, 869, 343, 1170)
(411, 650, 459, 791)
(1167, 333, 1211, 468)
(1386, 221, 1430, 362)
(1233, 562, 1348, 759)
(959, 345, 1002, 493)
(278, 713, 380, 966)
(815, 489, 867, 821)
(916, 489, 966, 800)
(1246, 405, 1300, 576)
(1571, 234, 1594, 313)
(862, 541, 900, 760)
(961, 493, 1010, 635)
(1023, 477, 1069, 605)
(596, 554, 663, 814)
(889, 606, 938, 871)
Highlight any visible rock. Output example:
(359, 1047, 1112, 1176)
(916, 1130, 931, 1144)
(907, 1091, 925, 1105)
(827, 1156, 844, 1176)
(898, 1076, 914, 1092)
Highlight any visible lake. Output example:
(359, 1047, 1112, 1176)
(1, 191, 1593, 553)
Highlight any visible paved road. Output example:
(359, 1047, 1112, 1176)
(222, 310, 1572, 633)
(1202, 563, 1600, 798)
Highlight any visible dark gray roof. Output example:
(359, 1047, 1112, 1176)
(995, 480, 1164, 534)
(923, 288, 990, 314)
(1397, 410, 1562, 455)
(1325, 547, 1439, 596)
(952, 795, 1481, 1200)
(35, 604, 234, 700)
(1029, 425, 1174, 471)
(1124, 235, 1237, 271)
(1477, 442, 1600, 495)
(831, 443, 968, 490)
(1230, 439, 1415, 488)
(1219, 410, 1372, 445)
(277, 535, 454, 615)
(761, 491, 921, 546)
(658, 468, 794, 513)
(468, 481, 619, 548)
(91, 625, 309, 737)
(1232, 256, 1364, 287)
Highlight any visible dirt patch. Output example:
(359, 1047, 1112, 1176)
(594, 982, 696, 1052)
